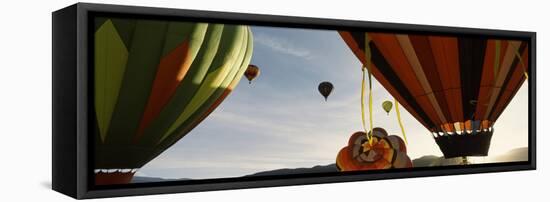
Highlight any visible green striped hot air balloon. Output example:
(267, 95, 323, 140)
(93, 17, 253, 185)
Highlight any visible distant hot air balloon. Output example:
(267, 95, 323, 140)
(318, 81, 334, 101)
(244, 64, 260, 84)
(336, 128, 412, 171)
(94, 18, 253, 185)
(339, 31, 529, 159)
(382, 100, 393, 115)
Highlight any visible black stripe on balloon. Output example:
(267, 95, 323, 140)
(487, 42, 527, 120)
(350, 32, 366, 52)
(349, 32, 435, 129)
(458, 37, 487, 121)
(366, 40, 437, 129)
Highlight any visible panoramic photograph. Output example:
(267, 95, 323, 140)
(92, 17, 529, 185)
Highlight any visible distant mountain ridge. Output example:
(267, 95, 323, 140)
(131, 176, 190, 183)
(245, 164, 338, 177)
(131, 147, 528, 183)
(490, 147, 528, 162)
(412, 147, 528, 167)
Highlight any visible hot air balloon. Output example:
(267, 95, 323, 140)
(382, 100, 393, 115)
(336, 128, 412, 171)
(94, 18, 253, 185)
(318, 81, 334, 101)
(339, 31, 529, 159)
(245, 64, 260, 84)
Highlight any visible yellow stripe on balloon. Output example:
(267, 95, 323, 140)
(227, 28, 254, 89)
(160, 26, 247, 142)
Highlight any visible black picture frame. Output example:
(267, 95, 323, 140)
(52, 2, 536, 199)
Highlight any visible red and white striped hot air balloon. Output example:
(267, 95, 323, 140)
(339, 31, 529, 158)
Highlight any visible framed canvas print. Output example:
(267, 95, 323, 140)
(52, 3, 536, 199)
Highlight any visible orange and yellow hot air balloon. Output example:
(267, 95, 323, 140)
(336, 128, 412, 171)
(244, 64, 260, 84)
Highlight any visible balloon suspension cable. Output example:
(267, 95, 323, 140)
(394, 98, 408, 145)
(368, 67, 374, 143)
(513, 45, 529, 80)
(360, 67, 368, 141)
(362, 33, 374, 145)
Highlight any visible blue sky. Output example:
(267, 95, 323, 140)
(137, 26, 529, 179)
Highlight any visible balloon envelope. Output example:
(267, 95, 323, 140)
(94, 18, 253, 170)
(339, 31, 529, 157)
(339, 31, 528, 134)
(244, 64, 260, 84)
(318, 81, 334, 101)
(382, 100, 393, 115)
(336, 128, 412, 171)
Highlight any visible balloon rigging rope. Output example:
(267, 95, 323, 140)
(362, 33, 374, 145)
(361, 33, 407, 146)
(394, 98, 408, 145)
(494, 40, 528, 81)
(361, 66, 375, 145)
(513, 45, 529, 80)
(360, 68, 367, 136)
(368, 69, 373, 143)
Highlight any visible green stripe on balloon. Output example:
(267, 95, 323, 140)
(168, 23, 207, 62)
(94, 19, 129, 142)
(161, 22, 207, 57)
(148, 27, 253, 162)
(133, 22, 209, 141)
(224, 27, 251, 88)
(136, 24, 225, 146)
(232, 27, 254, 88)
(104, 20, 169, 145)
(159, 25, 246, 142)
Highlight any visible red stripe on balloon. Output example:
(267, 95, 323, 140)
(135, 40, 191, 140)
(338, 31, 432, 130)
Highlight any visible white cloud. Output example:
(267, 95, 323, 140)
(254, 33, 313, 59)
